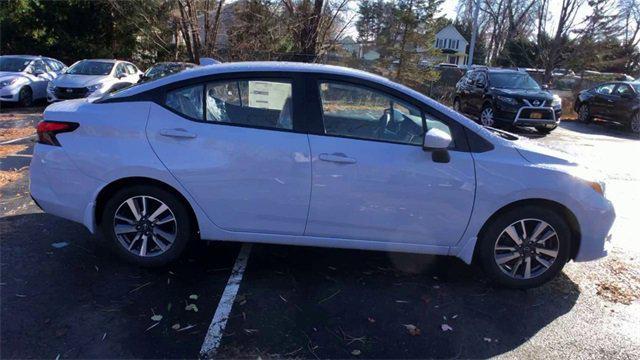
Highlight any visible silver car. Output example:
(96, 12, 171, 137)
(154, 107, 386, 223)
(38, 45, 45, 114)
(0, 55, 66, 106)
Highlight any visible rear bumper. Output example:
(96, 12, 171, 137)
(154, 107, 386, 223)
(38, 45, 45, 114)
(29, 143, 104, 233)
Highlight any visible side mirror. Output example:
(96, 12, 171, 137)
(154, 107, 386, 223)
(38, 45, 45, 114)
(116, 73, 125, 79)
(423, 128, 452, 163)
(541, 84, 550, 90)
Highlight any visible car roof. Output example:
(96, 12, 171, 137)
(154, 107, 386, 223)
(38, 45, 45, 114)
(112, 61, 397, 97)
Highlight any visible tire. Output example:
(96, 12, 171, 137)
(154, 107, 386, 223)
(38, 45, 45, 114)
(100, 185, 194, 267)
(628, 112, 640, 135)
(479, 104, 496, 127)
(535, 125, 556, 134)
(453, 98, 461, 112)
(578, 103, 592, 123)
(477, 205, 572, 289)
(18, 86, 33, 107)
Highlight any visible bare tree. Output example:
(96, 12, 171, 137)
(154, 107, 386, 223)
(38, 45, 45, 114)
(619, 0, 640, 72)
(541, 0, 585, 83)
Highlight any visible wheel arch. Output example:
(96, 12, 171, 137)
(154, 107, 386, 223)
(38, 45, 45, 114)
(94, 176, 200, 237)
(472, 198, 581, 263)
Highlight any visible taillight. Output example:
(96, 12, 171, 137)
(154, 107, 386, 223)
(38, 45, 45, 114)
(36, 121, 79, 146)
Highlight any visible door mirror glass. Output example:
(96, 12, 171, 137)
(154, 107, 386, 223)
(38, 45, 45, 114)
(423, 128, 452, 150)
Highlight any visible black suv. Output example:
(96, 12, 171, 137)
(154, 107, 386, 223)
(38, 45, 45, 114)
(453, 68, 562, 134)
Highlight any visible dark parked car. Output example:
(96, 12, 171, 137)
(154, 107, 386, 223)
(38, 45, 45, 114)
(574, 81, 640, 134)
(453, 68, 562, 134)
(139, 62, 197, 83)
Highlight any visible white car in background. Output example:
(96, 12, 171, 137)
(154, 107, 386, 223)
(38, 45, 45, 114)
(0, 55, 67, 106)
(47, 59, 142, 101)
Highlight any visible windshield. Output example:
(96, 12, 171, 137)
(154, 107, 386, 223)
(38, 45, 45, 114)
(489, 73, 540, 90)
(67, 61, 114, 75)
(0, 57, 31, 72)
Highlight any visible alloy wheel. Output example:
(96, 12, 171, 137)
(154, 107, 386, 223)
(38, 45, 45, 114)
(480, 107, 495, 127)
(493, 218, 560, 279)
(579, 105, 589, 122)
(113, 195, 177, 257)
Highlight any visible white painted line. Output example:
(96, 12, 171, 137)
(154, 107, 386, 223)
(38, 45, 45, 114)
(200, 243, 252, 359)
(0, 134, 35, 145)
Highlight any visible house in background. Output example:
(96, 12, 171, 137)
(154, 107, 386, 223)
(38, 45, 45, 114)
(434, 24, 468, 66)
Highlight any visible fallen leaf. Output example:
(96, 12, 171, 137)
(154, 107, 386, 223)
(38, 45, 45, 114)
(279, 295, 288, 302)
(395, 300, 409, 303)
(51, 242, 69, 249)
(185, 303, 199, 312)
(172, 323, 181, 330)
(189, 294, 198, 300)
(452, 314, 458, 319)
(367, 317, 376, 323)
(102, 332, 107, 341)
(151, 314, 163, 322)
(432, 285, 440, 289)
(145, 322, 160, 332)
(176, 324, 196, 332)
(244, 328, 259, 334)
(351, 349, 362, 356)
(483, 337, 492, 342)
(441, 324, 453, 332)
(403, 324, 421, 336)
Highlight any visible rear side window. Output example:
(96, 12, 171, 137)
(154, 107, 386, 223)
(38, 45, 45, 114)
(125, 64, 137, 74)
(595, 83, 615, 95)
(205, 79, 293, 130)
(165, 85, 204, 120)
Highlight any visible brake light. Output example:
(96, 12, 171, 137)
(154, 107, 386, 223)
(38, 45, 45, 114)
(36, 121, 79, 146)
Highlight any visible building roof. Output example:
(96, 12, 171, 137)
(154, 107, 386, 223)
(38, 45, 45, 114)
(435, 24, 468, 43)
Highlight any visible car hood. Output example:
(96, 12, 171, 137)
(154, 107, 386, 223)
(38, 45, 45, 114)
(512, 137, 578, 166)
(53, 74, 108, 88)
(0, 72, 26, 82)
(492, 87, 553, 100)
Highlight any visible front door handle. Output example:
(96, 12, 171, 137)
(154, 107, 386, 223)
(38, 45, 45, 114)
(159, 128, 197, 139)
(319, 153, 357, 164)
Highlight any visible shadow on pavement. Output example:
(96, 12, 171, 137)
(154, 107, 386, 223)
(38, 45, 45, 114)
(0, 212, 240, 359)
(559, 120, 639, 140)
(219, 244, 580, 359)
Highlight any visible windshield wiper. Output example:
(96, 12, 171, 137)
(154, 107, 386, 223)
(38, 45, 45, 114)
(486, 126, 519, 140)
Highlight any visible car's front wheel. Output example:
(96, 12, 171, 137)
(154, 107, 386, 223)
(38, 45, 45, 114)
(578, 103, 592, 123)
(478, 205, 571, 288)
(100, 185, 193, 267)
(18, 86, 33, 107)
(480, 104, 496, 127)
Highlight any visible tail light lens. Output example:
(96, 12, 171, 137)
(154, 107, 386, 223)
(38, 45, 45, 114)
(36, 121, 79, 146)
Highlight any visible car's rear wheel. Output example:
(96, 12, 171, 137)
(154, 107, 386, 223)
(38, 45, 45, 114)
(478, 206, 571, 288)
(578, 104, 592, 123)
(628, 112, 640, 135)
(480, 104, 496, 127)
(18, 86, 33, 107)
(100, 185, 193, 267)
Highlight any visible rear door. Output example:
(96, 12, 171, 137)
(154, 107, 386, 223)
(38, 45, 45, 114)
(146, 75, 312, 235)
(469, 71, 487, 115)
(304, 77, 475, 247)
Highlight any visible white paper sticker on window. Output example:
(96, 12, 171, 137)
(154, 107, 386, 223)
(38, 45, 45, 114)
(247, 81, 291, 110)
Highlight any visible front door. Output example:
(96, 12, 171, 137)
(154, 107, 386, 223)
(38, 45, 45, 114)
(146, 77, 312, 235)
(305, 80, 476, 246)
(611, 83, 635, 121)
(592, 83, 617, 119)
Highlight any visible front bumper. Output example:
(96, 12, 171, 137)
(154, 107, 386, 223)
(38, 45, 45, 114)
(495, 103, 562, 126)
(0, 86, 20, 102)
(574, 198, 616, 262)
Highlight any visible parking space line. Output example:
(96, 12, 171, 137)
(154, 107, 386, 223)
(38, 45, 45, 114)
(0, 135, 35, 145)
(200, 243, 252, 359)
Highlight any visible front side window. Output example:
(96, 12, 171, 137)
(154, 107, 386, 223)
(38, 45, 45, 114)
(0, 57, 31, 72)
(125, 64, 137, 74)
(165, 85, 204, 120)
(595, 83, 615, 95)
(206, 79, 293, 130)
(318, 81, 424, 145)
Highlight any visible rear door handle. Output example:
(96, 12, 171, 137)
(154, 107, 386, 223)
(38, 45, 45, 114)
(159, 128, 197, 139)
(319, 153, 357, 164)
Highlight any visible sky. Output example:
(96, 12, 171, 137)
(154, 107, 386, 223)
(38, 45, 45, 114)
(437, 0, 593, 34)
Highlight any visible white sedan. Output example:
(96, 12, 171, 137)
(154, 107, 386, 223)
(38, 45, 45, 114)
(47, 59, 142, 101)
(30, 62, 615, 288)
(0, 55, 67, 106)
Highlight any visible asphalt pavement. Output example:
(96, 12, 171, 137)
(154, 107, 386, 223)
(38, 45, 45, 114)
(1, 112, 639, 359)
